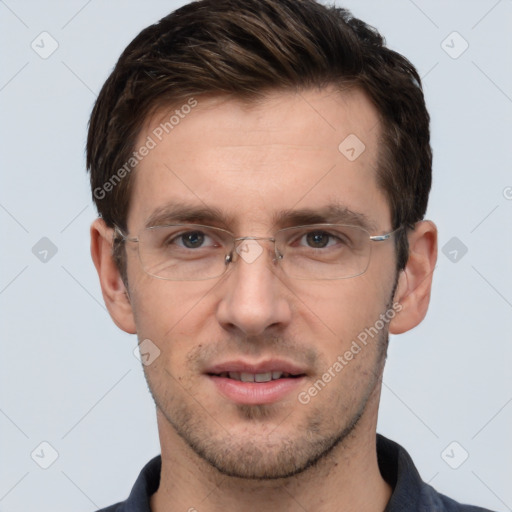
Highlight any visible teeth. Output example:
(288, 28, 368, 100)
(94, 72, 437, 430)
(219, 371, 290, 382)
(254, 372, 272, 382)
(219, 371, 296, 381)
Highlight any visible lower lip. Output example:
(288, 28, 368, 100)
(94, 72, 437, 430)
(208, 375, 305, 405)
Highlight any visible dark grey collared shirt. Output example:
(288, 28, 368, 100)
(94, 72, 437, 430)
(96, 435, 494, 511)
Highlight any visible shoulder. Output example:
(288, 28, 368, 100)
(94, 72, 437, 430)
(425, 487, 496, 512)
(94, 503, 124, 512)
(377, 435, 496, 512)
(92, 455, 161, 512)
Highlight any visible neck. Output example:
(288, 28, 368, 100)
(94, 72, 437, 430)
(150, 394, 391, 512)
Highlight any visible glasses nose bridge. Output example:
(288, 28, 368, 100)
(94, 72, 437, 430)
(229, 235, 281, 265)
(233, 235, 276, 244)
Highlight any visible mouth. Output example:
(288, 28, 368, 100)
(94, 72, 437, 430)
(205, 361, 307, 405)
(208, 371, 304, 382)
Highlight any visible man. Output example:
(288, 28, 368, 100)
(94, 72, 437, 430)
(87, 0, 493, 510)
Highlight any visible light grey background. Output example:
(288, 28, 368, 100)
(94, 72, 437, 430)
(1, 1, 511, 511)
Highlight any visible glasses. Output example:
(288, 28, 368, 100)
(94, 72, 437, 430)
(114, 223, 401, 281)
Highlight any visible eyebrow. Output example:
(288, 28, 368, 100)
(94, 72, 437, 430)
(144, 201, 377, 232)
(144, 202, 235, 229)
(273, 204, 377, 232)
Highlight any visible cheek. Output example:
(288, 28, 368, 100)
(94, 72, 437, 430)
(131, 273, 214, 323)
(130, 277, 219, 359)
(293, 275, 391, 347)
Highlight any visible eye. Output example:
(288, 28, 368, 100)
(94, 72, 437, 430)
(304, 230, 333, 248)
(146, 225, 228, 255)
(178, 230, 208, 249)
(157, 227, 221, 250)
(298, 229, 348, 249)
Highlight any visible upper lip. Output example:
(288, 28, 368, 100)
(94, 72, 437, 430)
(205, 359, 307, 376)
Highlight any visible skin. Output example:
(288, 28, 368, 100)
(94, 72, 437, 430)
(91, 87, 437, 512)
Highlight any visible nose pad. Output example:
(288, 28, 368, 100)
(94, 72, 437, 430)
(224, 246, 282, 282)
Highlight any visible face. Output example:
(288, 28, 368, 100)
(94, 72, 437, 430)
(122, 88, 399, 479)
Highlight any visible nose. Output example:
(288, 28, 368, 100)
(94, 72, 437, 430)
(215, 239, 292, 337)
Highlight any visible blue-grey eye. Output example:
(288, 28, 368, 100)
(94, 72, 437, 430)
(181, 231, 205, 248)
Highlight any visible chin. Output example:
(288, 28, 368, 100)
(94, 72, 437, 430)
(161, 396, 366, 480)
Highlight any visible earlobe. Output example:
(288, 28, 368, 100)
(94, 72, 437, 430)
(389, 221, 437, 335)
(90, 218, 137, 334)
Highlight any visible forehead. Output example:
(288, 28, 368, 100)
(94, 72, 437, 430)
(128, 87, 390, 232)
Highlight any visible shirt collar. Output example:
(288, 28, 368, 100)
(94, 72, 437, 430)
(121, 455, 160, 511)
(377, 434, 427, 511)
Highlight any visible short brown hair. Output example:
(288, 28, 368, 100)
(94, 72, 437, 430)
(87, 0, 432, 277)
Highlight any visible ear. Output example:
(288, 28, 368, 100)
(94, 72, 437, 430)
(389, 220, 437, 335)
(90, 218, 136, 334)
